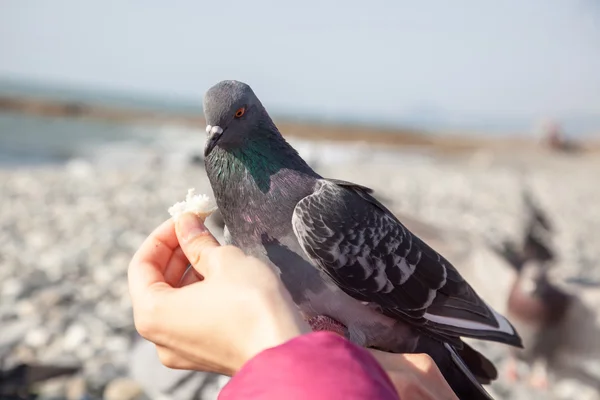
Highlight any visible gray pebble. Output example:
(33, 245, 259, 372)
(63, 324, 88, 351)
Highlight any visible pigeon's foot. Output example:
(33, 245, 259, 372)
(528, 361, 549, 390)
(528, 374, 549, 390)
(307, 315, 348, 338)
(504, 357, 520, 382)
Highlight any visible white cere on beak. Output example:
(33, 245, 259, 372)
(205, 125, 224, 135)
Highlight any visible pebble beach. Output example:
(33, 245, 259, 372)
(1, 119, 600, 399)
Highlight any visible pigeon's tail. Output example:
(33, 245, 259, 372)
(426, 301, 523, 349)
(416, 337, 497, 400)
(490, 240, 525, 271)
(489, 189, 555, 273)
(521, 189, 555, 263)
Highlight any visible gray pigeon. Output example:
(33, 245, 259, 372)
(493, 191, 573, 389)
(201, 80, 522, 399)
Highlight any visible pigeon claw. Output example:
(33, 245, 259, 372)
(504, 357, 520, 383)
(307, 315, 348, 338)
(528, 361, 549, 390)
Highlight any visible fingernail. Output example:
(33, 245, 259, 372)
(176, 213, 208, 242)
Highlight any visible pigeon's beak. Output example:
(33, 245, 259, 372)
(204, 125, 224, 157)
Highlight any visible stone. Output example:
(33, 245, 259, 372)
(65, 375, 88, 400)
(76, 343, 96, 360)
(104, 336, 130, 354)
(22, 269, 50, 294)
(0, 319, 37, 353)
(24, 327, 51, 348)
(63, 324, 88, 351)
(15, 300, 37, 317)
(35, 376, 69, 400)
(103, 378, 144, 400)
(554, 378, 600, 400)
(2, 277, 24, 299)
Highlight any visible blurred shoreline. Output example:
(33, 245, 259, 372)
(2, 94, 599, 156)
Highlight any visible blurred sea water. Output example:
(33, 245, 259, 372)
(0, 113, 155, 166)
(0, 112, 435, 170)
(1, 79, 599, 169)
(0, 79, 205, 168)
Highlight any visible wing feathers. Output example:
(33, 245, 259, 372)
(292, 179, 521, 347)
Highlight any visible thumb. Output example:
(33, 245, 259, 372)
(175, 213, 220, 276)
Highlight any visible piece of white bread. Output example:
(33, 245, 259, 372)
(168, 188, 217, 221)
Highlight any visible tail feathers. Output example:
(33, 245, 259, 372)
(430, 320, 523, 348)
(490, 189, 556, 270)
(521, 189, 555, 263)
(523, 188, 552, 232)
(427, 306, 523, 349)
(490, 240, 525, 271)
(416, 337, 496, 400)
(443, 343, 495, 400)
(455, 342, 498, 384)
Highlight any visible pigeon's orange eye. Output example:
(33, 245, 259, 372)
(234, 107, 245, 118)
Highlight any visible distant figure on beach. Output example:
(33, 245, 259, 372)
(536, 119, 580, 153)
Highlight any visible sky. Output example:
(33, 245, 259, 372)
(1, 0, 600, 132)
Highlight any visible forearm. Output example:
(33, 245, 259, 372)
(219, 332, 399, 400)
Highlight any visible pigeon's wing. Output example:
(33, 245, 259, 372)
(292, 179, 522, 347)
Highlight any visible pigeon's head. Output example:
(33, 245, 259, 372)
(202, 80, 267, 157)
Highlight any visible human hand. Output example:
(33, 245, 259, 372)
(129, 214, 457, 398)
(368, 349, 459, 400)
(128, 213, 311, 376)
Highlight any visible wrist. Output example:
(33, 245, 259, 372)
(234, 289, 310, 373)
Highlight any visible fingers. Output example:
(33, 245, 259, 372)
(163, 247, 192, 287)
(175, 213, 221, 276)
(177, 264, 203, 287)
(402, 353, 454, 396)
(129, 219, 191, 342)
(367, 351, 458, 400)
(128, 218, 178, 301)
(402, 353, 437, 374)
(366, 348, 398, 370)
(391, 375, 444, 400)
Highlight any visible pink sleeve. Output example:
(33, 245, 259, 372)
(218, 332, 399, 400)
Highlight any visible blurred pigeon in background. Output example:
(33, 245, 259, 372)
(493, 190, 573, 389)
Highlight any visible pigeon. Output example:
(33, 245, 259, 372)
(493, 191, 573, 389)
(494, 190, 554, 268)
(201, 80, 522, 399)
